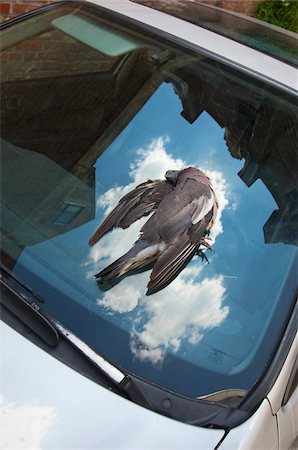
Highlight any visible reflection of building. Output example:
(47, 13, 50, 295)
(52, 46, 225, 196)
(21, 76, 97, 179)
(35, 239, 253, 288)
(170, 64, 298, 246)
(1, 19, 297, 272)
(1, 139, 95, 263)
(1, 23, 156, 268)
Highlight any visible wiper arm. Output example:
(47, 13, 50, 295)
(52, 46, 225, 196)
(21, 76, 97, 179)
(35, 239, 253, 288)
(53, 319, 150, 408)
(0, 270, 59, 347)
(1, 262, 44, 303)
(0, 264, 149, 407)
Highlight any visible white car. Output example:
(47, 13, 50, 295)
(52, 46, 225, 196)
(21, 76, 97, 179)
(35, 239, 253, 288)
(1, 1, 297, 449)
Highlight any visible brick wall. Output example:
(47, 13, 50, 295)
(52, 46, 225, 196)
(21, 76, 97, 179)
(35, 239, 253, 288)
(0, 0, 57, 22)
(0, 0, 261, 23)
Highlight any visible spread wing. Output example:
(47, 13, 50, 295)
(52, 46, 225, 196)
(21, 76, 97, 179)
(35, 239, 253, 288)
(147, 183, 217, 295)
(88, 179, 174, 246)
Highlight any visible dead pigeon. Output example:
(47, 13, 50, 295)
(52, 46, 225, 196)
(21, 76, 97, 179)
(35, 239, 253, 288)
(89, 167, 218, 295)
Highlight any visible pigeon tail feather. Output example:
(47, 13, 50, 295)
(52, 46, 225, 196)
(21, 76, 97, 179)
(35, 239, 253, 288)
(95, 239, 158, 284)
(147, 232, 196, 295)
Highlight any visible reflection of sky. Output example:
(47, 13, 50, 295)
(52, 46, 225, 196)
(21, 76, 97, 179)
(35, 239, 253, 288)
(15, 82, 297, 396)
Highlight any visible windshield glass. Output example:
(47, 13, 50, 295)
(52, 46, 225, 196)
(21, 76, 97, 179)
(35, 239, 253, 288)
(133, 0, 298, 68)
(1, 2, 297, 400)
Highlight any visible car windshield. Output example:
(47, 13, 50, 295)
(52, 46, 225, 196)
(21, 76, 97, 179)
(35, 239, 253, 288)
(133, 0, 298, 68)
(1, 2, 297, 400)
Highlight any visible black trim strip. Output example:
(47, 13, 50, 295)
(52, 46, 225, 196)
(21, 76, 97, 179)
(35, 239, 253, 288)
(240, 299, 298, 412)
(0, 279, 59, 347)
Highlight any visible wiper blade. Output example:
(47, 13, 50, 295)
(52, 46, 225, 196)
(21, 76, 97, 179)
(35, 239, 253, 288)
(0, 264, 149, 407)
(53, 319, 150, 408)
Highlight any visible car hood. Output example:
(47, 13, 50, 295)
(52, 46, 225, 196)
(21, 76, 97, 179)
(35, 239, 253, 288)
(0, 321, 224, 449)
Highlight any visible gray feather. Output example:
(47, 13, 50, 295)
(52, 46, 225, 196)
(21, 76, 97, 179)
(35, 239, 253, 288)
(89, 179, 173, 245)
(147, 232, 196, 295)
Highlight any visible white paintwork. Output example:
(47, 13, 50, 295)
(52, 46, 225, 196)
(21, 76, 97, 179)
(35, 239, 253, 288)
(267, 331, 298, 450)
(277, 386, 298, 450)
(219, 399, 279, 450)
(267, 331, 297, 413)
(85, 0, 298, 91)
(219, 331, 298, 450)
(0, 321, 224, 450)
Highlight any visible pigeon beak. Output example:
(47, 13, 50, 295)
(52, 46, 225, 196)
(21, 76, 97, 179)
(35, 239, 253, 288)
(165, 170, 180, 185)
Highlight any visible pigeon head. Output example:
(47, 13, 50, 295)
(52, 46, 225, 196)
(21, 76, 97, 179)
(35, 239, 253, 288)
(165, 169, 181, 185)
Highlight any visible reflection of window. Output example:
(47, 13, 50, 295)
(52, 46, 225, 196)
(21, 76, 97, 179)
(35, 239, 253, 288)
(1, 26, 121, 83)
(53, 202, 84, 225)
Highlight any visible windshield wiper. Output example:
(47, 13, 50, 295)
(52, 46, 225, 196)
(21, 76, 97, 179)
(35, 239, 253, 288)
(0, 263, 44, 303)
(0, 264, 59, 347)
(52, 319, 150, 408)
(0, 266, 253, 427)
(0, 264, 149, 408)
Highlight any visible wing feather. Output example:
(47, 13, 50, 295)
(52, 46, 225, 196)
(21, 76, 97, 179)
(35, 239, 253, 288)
(147, 185, 218, 294)
(89, 179, 173, 245)
(147, 232, 196, 295)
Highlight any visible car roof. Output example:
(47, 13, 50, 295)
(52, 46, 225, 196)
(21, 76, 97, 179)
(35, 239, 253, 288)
(131, 0, 298, 68)
(85, 0, 297, 92)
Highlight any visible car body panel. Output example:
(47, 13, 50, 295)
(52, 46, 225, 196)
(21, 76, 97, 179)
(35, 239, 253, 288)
(219, 399, 279, 450)
(219, 331, 298, 449)
(268, 331, 298, 450)
(267, 331, 297, 414)
(0, 321, 224, 450)
(277, 386, 298, 450)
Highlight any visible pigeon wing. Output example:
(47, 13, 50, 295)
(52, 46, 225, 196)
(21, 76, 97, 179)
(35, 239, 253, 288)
(188, 188, 218, 243)
(147, 185, 217, 294)
(150, 179, 214, 243)
(89, 179, 173, 246)
(147, 231, 196, 295)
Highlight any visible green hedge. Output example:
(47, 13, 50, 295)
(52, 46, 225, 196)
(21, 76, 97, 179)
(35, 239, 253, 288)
(255, 0, 298, 32)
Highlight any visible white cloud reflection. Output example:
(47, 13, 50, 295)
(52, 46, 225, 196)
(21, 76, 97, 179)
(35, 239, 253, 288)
(130, 268, 228, 365)
(88, 136, 231, 364)
(97, 136, 185, 215)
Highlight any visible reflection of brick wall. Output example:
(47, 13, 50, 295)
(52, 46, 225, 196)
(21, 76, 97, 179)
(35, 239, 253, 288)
(0, 1, 56, 22)
(2, 28, 120, 82)
(0, 0, 260, 23)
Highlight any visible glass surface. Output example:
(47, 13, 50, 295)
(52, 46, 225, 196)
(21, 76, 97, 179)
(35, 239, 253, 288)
(133, 0, 298, 67)
(1, 3, 297, 399)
